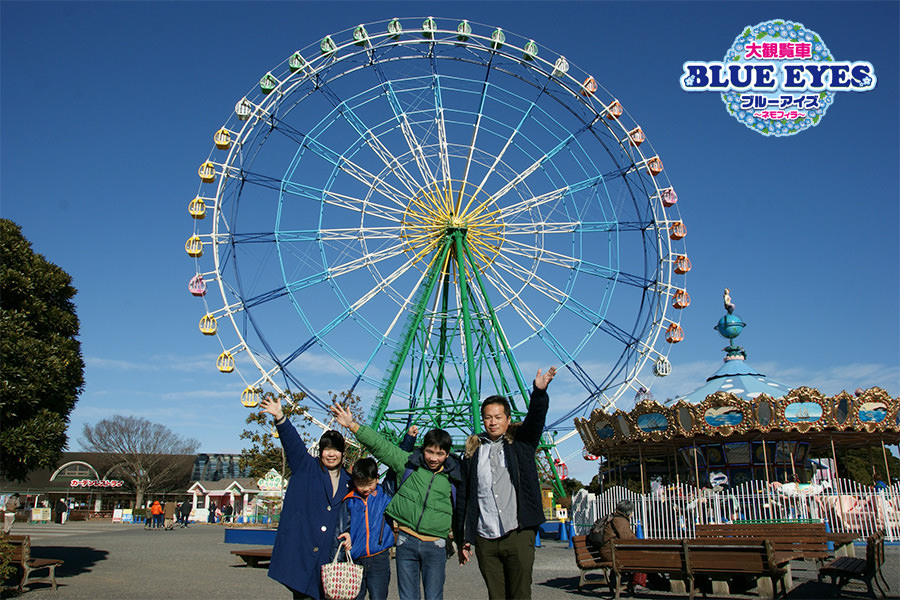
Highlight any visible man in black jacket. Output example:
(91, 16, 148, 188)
(454, 366, 556, 600)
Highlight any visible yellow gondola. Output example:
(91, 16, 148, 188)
(240, 387, 260, 408)
(185, 236, 203, 257)
(199, 314, 217, 335)
(217, 351, 235, 373)
(214, 128, 232, 150)
(198, 161, 216, 183)
(188, 197, 206, 219)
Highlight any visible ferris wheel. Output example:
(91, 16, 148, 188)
(186, 17, 689, 452)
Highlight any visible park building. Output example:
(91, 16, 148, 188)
(0, 452, 255, 523)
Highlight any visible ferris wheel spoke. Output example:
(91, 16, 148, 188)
(477, 174, 604, 223)
(280, 182, 407, 222)
(276, 225, 407, 243)
(489, 253, 568, 305)
(464, 123, 592, 216)
(350, 239, 442, 313)
(325, 242, 413, 279)
(371, 64, 441, 196)
(471, 84, 550, 205)
(290, 139, 414, 209)
(493, 221, 582, 235)
(456, 54, 495, 211)
(432, 72, 452, 190)
(318, 82, 424, 197)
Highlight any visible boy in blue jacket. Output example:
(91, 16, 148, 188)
(334, 457, 395, 600)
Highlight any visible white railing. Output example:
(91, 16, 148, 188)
(572, 479, 900, 542)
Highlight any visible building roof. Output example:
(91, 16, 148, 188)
(188, 477, 261, 494)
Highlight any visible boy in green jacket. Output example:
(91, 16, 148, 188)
(331, 404, 461, 600)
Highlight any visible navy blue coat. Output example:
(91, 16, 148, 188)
(268, 419, 351, 598)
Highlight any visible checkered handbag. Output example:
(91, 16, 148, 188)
(321, 547, 363, 600)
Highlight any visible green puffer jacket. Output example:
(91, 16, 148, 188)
(355, 425, 461, 538)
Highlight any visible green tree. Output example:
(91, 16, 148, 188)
(830, 447, 900, 486)
(239, 391, 311, 480)
(0, 219, 84, 481)
(80, 416, 199, 508)
(562, 476, 585, 498)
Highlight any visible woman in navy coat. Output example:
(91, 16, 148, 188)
(261, 396, 352, 599)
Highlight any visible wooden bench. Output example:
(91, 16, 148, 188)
(4, 534, 64, 591)
(611, 539, 687, 599)
(230, 547, 273, 568)
(818, 530, 889, 598)
(570, 535, 612, 589)
(695, 522, 829, 562)
(611, 538, 789, 600)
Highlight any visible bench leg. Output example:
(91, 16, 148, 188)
(669, 577, 688, 595)
(756, 576, 776, 599)
(578, 570, 586, 589)
(48, 564, 58, 591)
(711, 579, 730, 596)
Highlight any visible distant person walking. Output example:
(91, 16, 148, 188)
(55, 498, 68, 524)
(164, 500, 176, 530)
(208, 500, 217, 524)
(4, 494, 20, 532)
(178, 499, 192, 527)
(150, 500, 163, 530)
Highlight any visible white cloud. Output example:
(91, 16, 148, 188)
(86, 353, 215, 373)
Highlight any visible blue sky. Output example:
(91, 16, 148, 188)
(2, 1, 897, 483)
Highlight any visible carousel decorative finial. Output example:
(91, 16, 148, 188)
(715, 288, 747, 360)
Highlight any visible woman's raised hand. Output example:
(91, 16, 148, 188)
(260, 396, 284, 421)
(329, 403, 359, 433)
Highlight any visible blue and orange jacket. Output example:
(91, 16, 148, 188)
(332, 483, 395, 560)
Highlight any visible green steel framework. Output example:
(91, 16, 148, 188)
(366, 225, 565, 497)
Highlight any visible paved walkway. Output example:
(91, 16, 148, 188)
(4, 521, 897, 599)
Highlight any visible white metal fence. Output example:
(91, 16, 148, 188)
(572, 479, 900, 542)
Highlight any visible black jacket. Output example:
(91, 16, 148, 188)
(454, 384, 548, 546)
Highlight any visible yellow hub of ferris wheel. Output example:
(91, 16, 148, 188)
(401, 180, 505, 271)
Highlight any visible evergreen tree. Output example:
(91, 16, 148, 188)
(0, 219, 84, 481)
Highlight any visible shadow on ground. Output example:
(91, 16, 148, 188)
(31, 546, 109, 579)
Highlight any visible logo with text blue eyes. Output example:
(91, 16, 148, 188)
(681, 20, 876, 137)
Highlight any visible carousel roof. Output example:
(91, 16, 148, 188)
(574, 290, 900, 456)
(675, 356, 792, 404)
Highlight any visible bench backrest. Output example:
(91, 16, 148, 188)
(572, 535, 606, 566)
(2, 534, 30, 562)
(695, 522, 827, 557)
(686, 539, 779, 576)
(863, 531, 884, 576)
(612, 540, 688, 575)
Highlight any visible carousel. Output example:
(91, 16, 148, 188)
(575, 290, 899, 493)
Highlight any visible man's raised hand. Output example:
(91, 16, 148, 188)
(534, 365, 557, 390)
